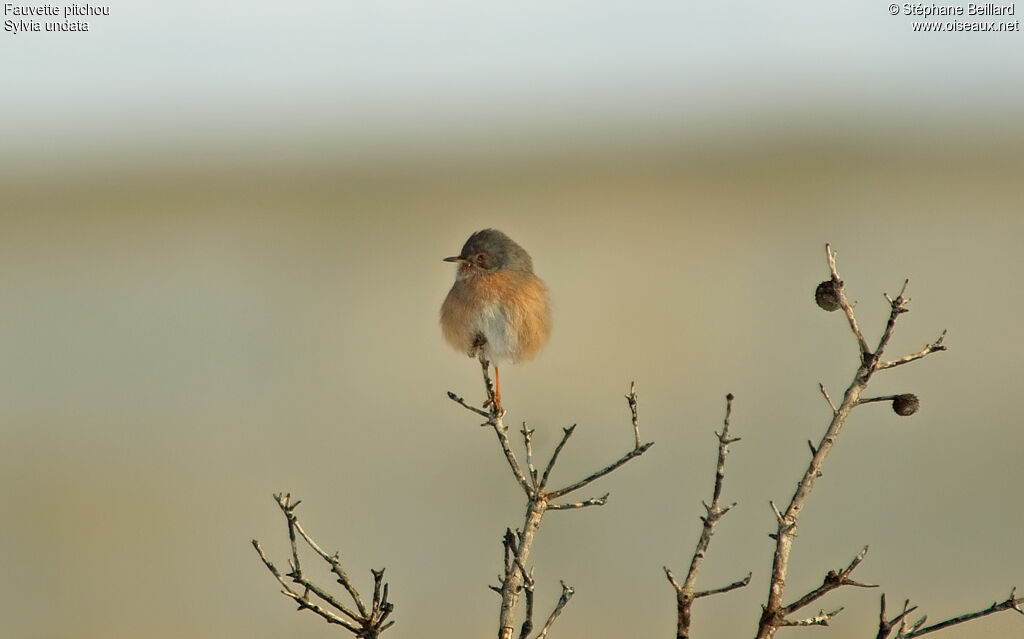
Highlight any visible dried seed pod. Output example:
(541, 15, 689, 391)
(815, 280, 841, 312)
(892, 394, 920, 416)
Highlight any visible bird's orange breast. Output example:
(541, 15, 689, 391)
(440, 269, 551, 363)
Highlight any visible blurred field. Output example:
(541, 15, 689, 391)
(1, 132, 1022, 639)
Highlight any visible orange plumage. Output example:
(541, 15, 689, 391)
(441, 268, 551, 363)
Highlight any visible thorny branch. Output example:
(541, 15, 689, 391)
(664, 393, 750, 639)
(756, 244, 948, 639)
(252, 493, 394, 638)
(449, 363, 652, 639)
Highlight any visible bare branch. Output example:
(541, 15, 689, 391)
(874, 280, 912, 362)
(876, 594, 920, 639)
(521, 423, 539, 488)
(682, 395, 742, 596)
(548, 493, 609, 510)
(449, 342, 661, 639)
(782, 546, 876, 615)
(544, 388, 654, 498)
(626, 381, 641, 450)
(826, 243, 871, 358)
(447, 390, 491, 420)
(545, 441, 652, 499)
(453, 365, 653, 639)
(253, 494, 394, 638)
(519, 577, 535, 639)
(877, 330, 948, 371)
(819, 383, 838, 414)
(664, 566, 684, 592)
(491, 417, 535, 496)
(694, 572, 752, 598)
(884, 587, 1024, 638)
(782, 607, 844, 627)
(283, 503, 367, 615)
(253, 539, 363, 630)
(539, 425, 576, 491)
(535, 581, 575, 639)
(665, 394, 749, 639)
(757, 245, 948, 639)
(769, 501, 786, 527)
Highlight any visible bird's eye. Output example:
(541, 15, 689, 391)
(474, 253, 486, 264)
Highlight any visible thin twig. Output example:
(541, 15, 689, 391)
(521, 423, 539, 488)
(539, 425, 576, 491)
(887, 587, 1024, 638)
(782, 607, 844, 627)
(694, 572, 752, 598)
(253, 539, 364, 630)
(535, 581, 575, 639)
(874, 280, 911, 364)
(545, 442, 652, 499)
(626, 381, 641, 450)
(826, 243, 871, 358)
(253, 495, 394, 638)
(819, 383, 838, 414)
(876, 594, 920, 639)
(876, 330, 948, 371)
(492, 418, 535, 495)
(665, 394, 749, 639)
(782, 546, 877, 615)
(448, 390, 491, 420)
(547, 493, 609, 510)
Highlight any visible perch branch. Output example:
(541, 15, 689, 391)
(452, 372, 652, 639)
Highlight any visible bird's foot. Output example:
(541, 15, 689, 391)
(482, 396, 505, 417)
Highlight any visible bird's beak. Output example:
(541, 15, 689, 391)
(443, 256, 463, 263)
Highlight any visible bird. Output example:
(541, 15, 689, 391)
(440, 229, 551, 413)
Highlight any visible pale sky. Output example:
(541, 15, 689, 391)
(4, 1, 1023, 155)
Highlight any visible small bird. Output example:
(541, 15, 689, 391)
(441, 229, 552, 412)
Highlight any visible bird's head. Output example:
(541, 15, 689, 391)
(444, 229, 533, 277)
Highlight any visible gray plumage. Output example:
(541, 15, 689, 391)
(458, 229, 534, 273)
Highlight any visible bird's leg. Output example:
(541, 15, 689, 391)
(481, 364, 504, 415)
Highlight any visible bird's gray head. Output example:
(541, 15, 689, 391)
(444, 229, 534, 273)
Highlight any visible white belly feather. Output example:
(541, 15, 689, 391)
(474, 301, 517, 363)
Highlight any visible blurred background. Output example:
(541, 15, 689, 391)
(2, 2, 1022, 638)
